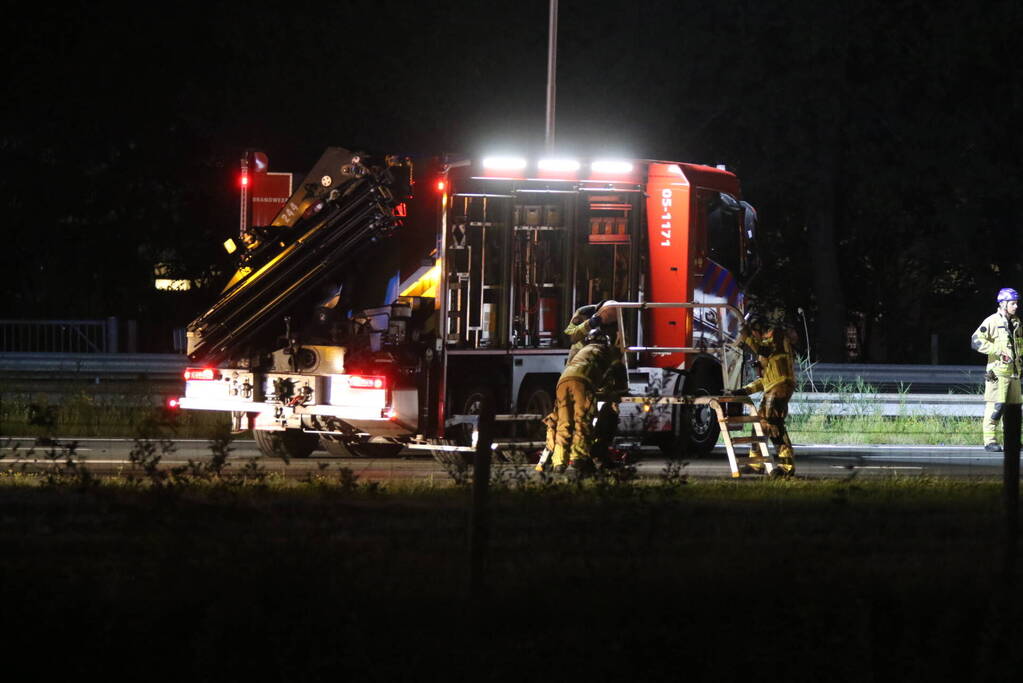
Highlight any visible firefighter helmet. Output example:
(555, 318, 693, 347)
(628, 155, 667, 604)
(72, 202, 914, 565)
(997, 288, 1019, 303)
(745, 309, 767, 332)
(584, 327, 611, 346)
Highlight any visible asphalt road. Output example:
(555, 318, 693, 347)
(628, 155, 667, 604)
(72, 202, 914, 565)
(1, 437, 1016, 480)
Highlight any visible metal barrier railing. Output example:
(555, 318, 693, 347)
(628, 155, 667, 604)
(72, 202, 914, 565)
(599, 301, 743, 378)
(0, 319, 119, 353)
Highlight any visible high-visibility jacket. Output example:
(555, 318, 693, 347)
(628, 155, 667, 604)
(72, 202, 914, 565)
(565, 304, 597, 363)
(972, 311, 1023, 378)
(558, 342, 628, 400)
(738, 327, 797, 395)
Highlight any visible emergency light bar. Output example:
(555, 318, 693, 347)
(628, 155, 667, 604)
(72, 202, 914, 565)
(481, 156, 528, 170)
(591, 160, 634, 174)
(538, 158, 581, 172)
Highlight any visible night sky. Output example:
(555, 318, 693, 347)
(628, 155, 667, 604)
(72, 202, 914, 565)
(4, 0, 1020, 361)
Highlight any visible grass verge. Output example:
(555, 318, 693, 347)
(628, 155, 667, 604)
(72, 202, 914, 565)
(0, 464, 1020, 681)
(0, 388, 228, 438)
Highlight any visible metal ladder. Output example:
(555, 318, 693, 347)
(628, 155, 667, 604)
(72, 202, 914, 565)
(698, 395, 777, 478)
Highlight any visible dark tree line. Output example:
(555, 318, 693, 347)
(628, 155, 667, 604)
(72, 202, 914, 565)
(3, 0, 1019, 361)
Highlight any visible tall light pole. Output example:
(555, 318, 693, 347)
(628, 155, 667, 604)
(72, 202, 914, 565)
(545, 0, 558, 153)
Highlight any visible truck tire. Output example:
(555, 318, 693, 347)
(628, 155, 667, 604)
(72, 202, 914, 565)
(254, 429, 317, 459)
(518, 381, 555, 443)
(452, 385, 496, 446)
(680, 356, 723, 456)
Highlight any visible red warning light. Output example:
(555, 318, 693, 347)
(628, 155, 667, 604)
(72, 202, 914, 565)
(436, 179, 446, 192)
(348, 375, 386, 389)
(240, 174, 250, 187)
(184, 367, 220, 381)
(167, 397, 181, 410)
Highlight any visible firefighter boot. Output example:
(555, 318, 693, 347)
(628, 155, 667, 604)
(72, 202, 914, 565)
(774, 443, 796, 477)
(534, 448, 552, 473)
(742, 445, 767, 475)
(550, 444, 568, 471)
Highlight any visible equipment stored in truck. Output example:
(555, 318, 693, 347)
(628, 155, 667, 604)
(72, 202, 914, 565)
(179, 148, 761, 460)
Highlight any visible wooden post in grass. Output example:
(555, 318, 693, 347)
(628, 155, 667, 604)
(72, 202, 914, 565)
(469, 394, 495, 600)
(1003, 403, 1021, 574)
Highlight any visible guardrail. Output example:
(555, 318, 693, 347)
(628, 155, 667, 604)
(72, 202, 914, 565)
(0, 354, 989, 416)
(802, 363, 982, 393)
(0, 352, 186, 380)
(790, 392, 984, 418)
(0, 355, 985, 387)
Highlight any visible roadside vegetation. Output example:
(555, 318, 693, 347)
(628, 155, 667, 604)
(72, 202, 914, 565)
(788, 413, 977, 445)
(0, 387, 228, 439)
(0, 381, 985, 446)
(787, 375, 981, 446)
(0, 441, 1019, 681)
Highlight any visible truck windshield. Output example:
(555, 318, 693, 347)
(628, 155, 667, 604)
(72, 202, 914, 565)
(704, 192, 741, 276)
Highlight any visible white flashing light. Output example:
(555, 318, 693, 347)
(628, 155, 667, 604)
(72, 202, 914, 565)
(481, 156, 527, 171)
(591, 160, 634, 174)
(538, 158, 581, 172)
(155, 278, 192, 291)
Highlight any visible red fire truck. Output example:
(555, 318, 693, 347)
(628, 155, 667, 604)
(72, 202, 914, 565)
(179, 148, 760, 459)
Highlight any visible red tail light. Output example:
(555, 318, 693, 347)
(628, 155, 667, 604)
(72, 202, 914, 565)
(166, 397, 181, 409)
(184, 367, 220, 381)
(348, 375, 386, 389)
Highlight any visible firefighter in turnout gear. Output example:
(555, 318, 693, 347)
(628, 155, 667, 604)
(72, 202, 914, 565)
(564, 302, 610, 363)
(971, 288, 1022, 451)
(549, 324, 628, 472)
(537, 303, 615, 472)
(733, 314, 799, 476)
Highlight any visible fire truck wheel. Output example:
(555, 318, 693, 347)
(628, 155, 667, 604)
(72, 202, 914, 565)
(680, 356, 723, 457)
(253, 429, 317, 459)
(454, 385, 496, 446)
(518, 382, 555, 443)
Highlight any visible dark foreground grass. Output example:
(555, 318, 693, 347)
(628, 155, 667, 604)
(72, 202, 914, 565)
(0, 387, 228, 438)
(1, 475, 1020, 682)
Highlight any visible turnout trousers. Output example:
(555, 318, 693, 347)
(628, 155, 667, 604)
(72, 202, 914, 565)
(553, 378, 596, 466)
(749, 386, 796, 474)
(983, 373, 1022, 445)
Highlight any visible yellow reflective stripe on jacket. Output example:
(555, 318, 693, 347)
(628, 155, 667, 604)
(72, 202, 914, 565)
(740, 329, 797, 395)
(558, 343, 628, 397)
(971, 311, 1023, 378)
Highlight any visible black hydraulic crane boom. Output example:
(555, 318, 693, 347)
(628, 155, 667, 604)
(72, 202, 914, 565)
(186, 149, 411, 364)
